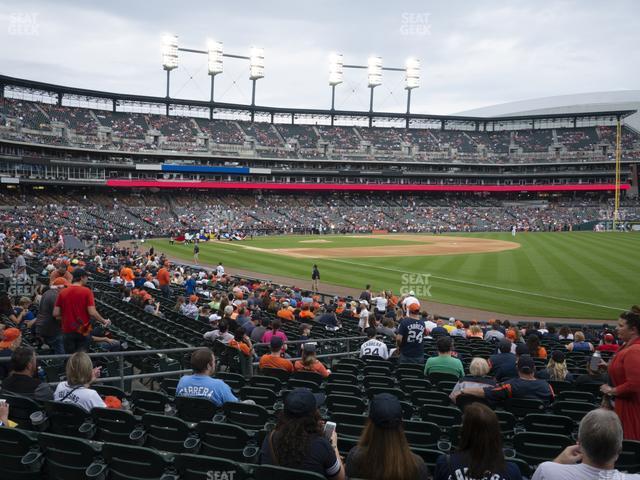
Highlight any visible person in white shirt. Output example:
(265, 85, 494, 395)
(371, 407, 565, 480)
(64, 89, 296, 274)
(53, 352, 106, 412)
(423, 314, 437, 334)
(532, 409, 640, 480)
(360, 327, 389, 360)
(216, 262, 225, 277)
(358, 301, 370, 332)
(401, 291, 420, 312)
(370, 293, 388, 317)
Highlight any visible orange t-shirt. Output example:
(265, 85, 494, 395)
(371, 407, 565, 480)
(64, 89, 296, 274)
(293, 360, 330, 378)
(277, 309, 295, 321)
(120, 267, 134, 282)
(299, 310, 315, 320)
(229, 339, 251, 356)
(259, 354, 294, 372)
(157, 268, 170, 287)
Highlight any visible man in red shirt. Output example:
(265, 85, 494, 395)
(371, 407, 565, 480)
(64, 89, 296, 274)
(597, 333, 620, 353)
(53, 268, 110, 353)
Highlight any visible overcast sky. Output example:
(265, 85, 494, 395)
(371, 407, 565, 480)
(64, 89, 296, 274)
(1, 0, 639, 115)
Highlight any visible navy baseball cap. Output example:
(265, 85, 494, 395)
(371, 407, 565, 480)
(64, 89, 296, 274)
(284, 388, 326, 417)
(72, 268, 89, 281)
(515, 343, 530, 356)
(517, 354, 535, 374)
(369, 393, 403, 429)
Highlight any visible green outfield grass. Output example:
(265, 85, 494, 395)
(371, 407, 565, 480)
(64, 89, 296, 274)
(146, 232, 640, 320)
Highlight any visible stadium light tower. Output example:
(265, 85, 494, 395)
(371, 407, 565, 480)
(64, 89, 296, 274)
(207, 40, 223, 119)
(329, 53, 344, 126)
(249, 47, 265, 122)
(367, 56, 382, 127)
(161, 34, 179, 115)
(405, 57, 420, 128)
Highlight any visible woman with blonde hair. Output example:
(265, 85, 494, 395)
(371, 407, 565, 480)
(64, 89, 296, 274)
(467, 325, 484, 339)
(53, 352, 105, 412)
(537, 350, 574, 382)
(567, 330, 594, 353)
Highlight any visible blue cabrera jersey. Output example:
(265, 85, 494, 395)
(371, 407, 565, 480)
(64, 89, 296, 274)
(176, 374, 238, 406)
(398, 317, 425, 357)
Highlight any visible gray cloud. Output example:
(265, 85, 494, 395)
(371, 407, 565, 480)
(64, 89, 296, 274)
(1, 0, 638, 114)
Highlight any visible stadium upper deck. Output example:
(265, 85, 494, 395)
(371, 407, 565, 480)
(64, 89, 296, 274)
(0, 75, 639, 194)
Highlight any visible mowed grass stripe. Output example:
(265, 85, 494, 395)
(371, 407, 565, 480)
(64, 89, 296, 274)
(146, 232, 636, 319)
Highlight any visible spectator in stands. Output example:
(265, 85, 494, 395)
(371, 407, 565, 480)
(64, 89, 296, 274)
(50, 261, 72, 285)
(1, 346, 53, 401)
(90, 324, 122, 352)
(294, 343, 330, 378)
(260, 388, 344, 479)
(532, 409, 640, 480)
(119, 262, 135, 288)
(157, 261, 171, 297)
(360, 327, 389, 359)
(250, 317, 268, 343)
(485, 322, 505, 342)
(228, 326, 254, 358)
(259, 337, 293, 373)
(396, 303, 425, 364)
(453, 355, 554, 406)
(425, 336, 464, 379)
(526, 334, 548, 359)
(536, 350, 573, 382)
(180, 294, 199, 318)
(176, 347, 238, 406)
(261, 319, 288, 344)
(173, 296, 185, 312)
(596, 333, 619, 353)
(600, 310, 640, 440)
(203, 321, 233, 344)
(450, 357, 496, 406)
(466, 324, 484, 340)
(13, 296, 35, 328)
(434, 403, 521, 480)
(566, 330, 594, 353)
(428, 319, 448, 337)
(376, 318, 396, 340)
(359, 285, 372, 303)
(558, 325, 574, 341)
(0, 399, 17, 428)
(277, 301, 295, 322)
(53, 351, 106, 412)
(53, 268, 110, 353)
(316, 305, 339, 329)
(489, 339, 518, 382)
(345, 393, 430, 480)
(575, 355, 608, 388)
(0, 327, 22, 379)
(358, 300, 370, 332)
(35, 277, 68, 354)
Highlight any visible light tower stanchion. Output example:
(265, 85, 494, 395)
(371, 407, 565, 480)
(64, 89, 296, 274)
(613, 118, 622, 231)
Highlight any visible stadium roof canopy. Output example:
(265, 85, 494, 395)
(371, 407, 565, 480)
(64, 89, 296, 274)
(457, 91, 640, 132)
(0, 75, 636, 131)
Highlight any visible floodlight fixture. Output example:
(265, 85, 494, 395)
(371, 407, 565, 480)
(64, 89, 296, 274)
(329, 53, 344, 86)
(207, 40, 223, 75)
(161, 34, 179, 71)
(250, 47, 265, 80)
(367, 56, 383, 87)
(405, 57, 420, 90)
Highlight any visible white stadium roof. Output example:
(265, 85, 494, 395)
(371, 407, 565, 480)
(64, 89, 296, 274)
(456, 91, 640, 132)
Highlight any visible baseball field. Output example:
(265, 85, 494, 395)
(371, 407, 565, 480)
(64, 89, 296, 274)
(145, 232, 639, 321)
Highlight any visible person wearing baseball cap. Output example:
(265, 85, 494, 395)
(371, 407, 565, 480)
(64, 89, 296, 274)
(35, 277, 70, 354)
(344, 393, 430, 480)
(260, 388, 344, 479)
(535, 350, 573, 383)
(396, 299, 426, 365)
(452, 354, 554, 406)
(258, 336, 293, 373)
(597, 332, 620, 353)
(53, 268, 110, 354)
